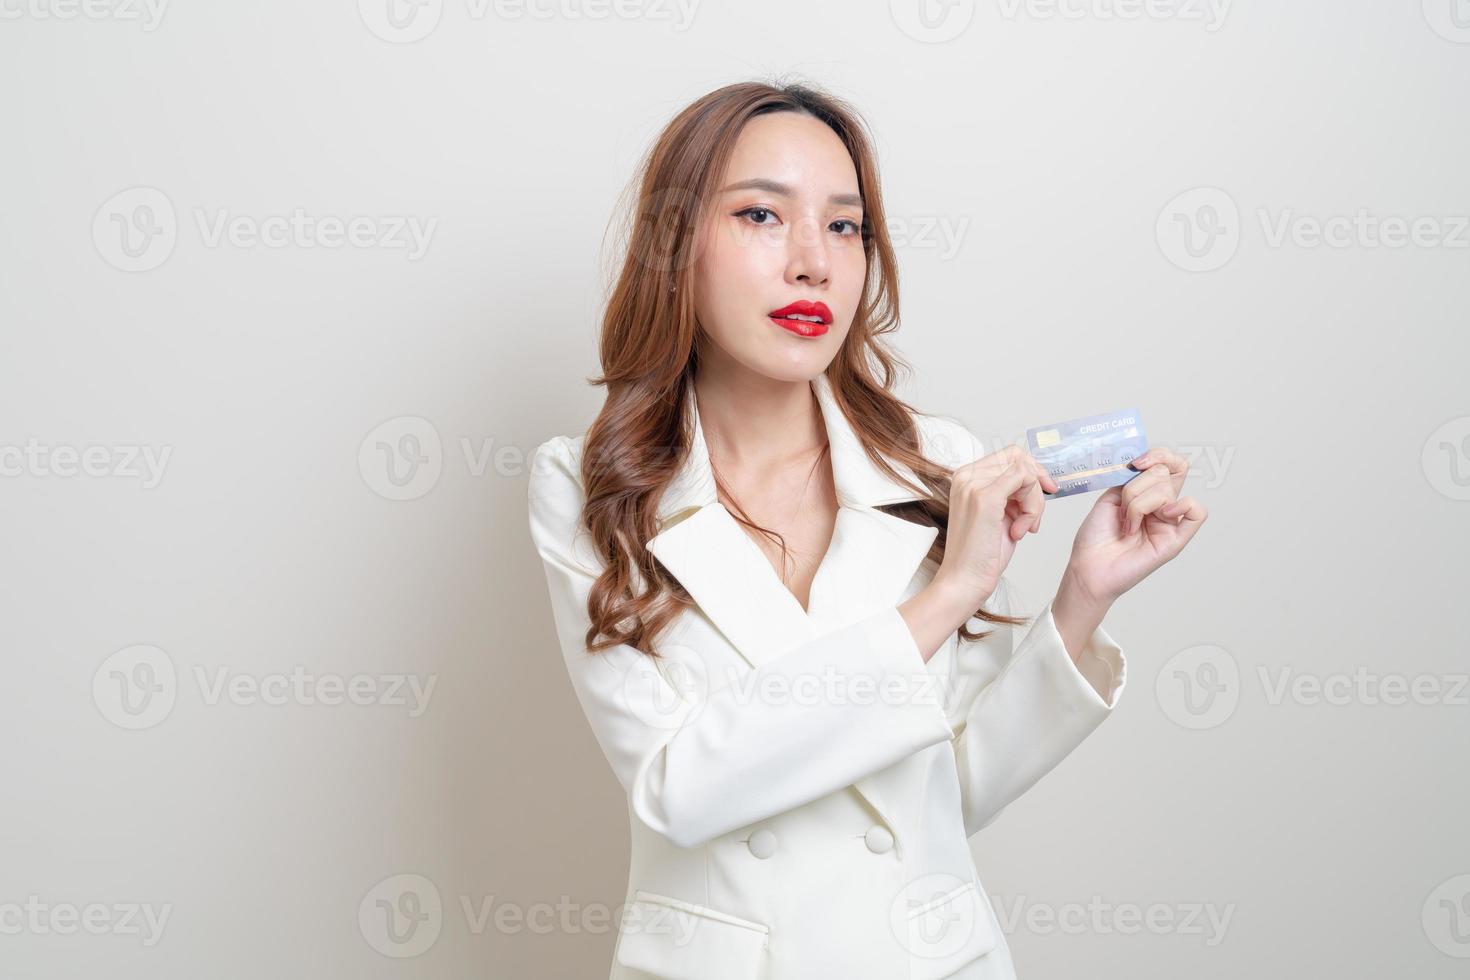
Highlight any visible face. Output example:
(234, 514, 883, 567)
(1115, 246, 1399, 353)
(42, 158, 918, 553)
(690, 111, 867, 384)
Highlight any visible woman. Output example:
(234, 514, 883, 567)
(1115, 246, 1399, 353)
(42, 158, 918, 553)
(527, 81, 1206, 980)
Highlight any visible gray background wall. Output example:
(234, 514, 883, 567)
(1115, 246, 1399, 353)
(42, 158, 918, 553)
(1, 1, 1466, 977)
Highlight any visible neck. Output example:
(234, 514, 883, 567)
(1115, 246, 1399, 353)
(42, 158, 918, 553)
(693, 363, 827, 468)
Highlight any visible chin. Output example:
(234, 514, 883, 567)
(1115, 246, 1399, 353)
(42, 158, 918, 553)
(699, 321, 850, 384)
(742, 344, 840, 384)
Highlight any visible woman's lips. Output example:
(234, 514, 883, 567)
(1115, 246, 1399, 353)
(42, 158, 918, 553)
(769, 316, 830, 337)
(767, 300, 832, 338)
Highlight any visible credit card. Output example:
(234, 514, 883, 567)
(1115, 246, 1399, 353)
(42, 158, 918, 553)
(1026, 408, 1149, 498)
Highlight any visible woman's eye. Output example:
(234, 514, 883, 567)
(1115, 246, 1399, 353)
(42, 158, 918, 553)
(833, 219, 861, 236)
(735, 207, 777, 225)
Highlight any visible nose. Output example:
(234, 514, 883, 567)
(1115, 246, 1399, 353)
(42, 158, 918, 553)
(785, 213, 830, 287)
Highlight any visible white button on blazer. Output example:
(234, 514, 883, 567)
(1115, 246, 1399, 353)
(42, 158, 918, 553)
(527, 373, 1127, 980)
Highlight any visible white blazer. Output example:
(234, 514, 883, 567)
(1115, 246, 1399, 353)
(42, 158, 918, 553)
(527, 373, 1127, 980)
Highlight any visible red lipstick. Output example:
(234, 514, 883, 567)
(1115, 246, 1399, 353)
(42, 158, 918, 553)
(768, 300, 832, 338)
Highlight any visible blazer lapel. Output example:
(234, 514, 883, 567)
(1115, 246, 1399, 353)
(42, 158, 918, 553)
(645, 491, 940, 668)
(646, 502, 817, 668)
(645, 374, 945, 843)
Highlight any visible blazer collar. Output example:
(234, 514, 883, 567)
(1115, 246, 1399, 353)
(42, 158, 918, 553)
(654, 371, 927, 526)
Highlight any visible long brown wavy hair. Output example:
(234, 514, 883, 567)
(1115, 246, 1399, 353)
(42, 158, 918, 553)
(582, 79, 1026, 658)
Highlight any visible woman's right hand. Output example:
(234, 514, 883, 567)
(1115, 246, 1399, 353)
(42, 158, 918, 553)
(899, 445, 1058, 661)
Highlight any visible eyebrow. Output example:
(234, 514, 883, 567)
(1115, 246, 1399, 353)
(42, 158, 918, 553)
(719, 178, 863, 209)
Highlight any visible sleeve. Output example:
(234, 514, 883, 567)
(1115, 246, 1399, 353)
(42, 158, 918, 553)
(527, 437, 958, 850)
(929, 420, 1128, 838)
(942, 576, 1128, 838)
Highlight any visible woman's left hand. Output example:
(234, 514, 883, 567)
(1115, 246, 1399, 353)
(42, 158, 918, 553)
(1063, 447, 1209, 605)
